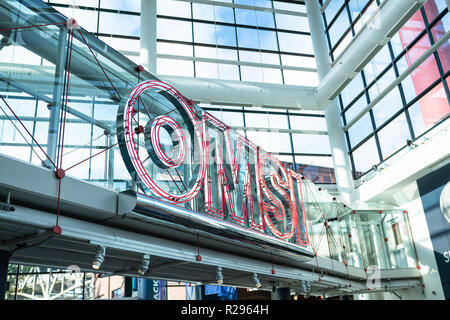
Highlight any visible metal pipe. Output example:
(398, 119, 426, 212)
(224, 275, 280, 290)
(159, 75, 320, 110)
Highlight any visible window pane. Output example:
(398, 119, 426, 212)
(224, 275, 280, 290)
(281, 55, 316, 68)
(195, 62, 219, 79)
(295, 155, 334, 168)
(158, 42, 193, 57)
(246, 131, 291, 153)
(273, 1, 306, 13)
(100, 37, 140, 53)
(423, 0, 447, 22)
(352, 136, 379, 177)
(368, 67, 397, 99)
(399, 55, 441, 97)
(218, 64, 240, 80)
(292, 134, 331, 154)
(239, 28, 277, 50)
(235, 8, 257, 26)
(262, 68, 282, 84)
(396, 36, 441, 95)
(409, 82, 450, 137)
(258, 30, 278, 51)
(277, 33, 313, 54)
(377, 113, 411, 159)
(101, 0, 140, 12)
(363, 45, 392, 84)
(193, 3, 215, 20)
(157, 58, 194, 76)
(341, 73, 364, 107)
(275, 14, 309, 32)
(57, 7, 98, 33)
(99, 12, 140, 37)
(344, 94, 367, 124)
(324, 0, 344, 24)
(289, 115, 327, 131)
(372, 88, 403, 127)
(328, 10, 350, 49)
(158, 0, 190, 17)
(255, 11, 276, 28)
(215, 25, 237, 46)
(240, 66, 263, 82)
(283, 70, 319, 86)
(431, 13, 450, 74)
(158, 19, 192, 42)
(209, 110, 244, 127)
(245, 113, 287, 129)
(348, 113, 373, 147)
(214, 6, 235, 23)
(396, 10, 426, 51)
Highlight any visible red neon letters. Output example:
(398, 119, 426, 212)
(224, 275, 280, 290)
(123, 80, 309, 247)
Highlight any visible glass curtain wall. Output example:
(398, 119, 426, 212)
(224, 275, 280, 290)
(320, 0, 450, 179)
(44, 0, 335, 185)
(5, 265, 95, 300)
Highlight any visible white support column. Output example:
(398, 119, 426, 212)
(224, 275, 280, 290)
(140, 0, 157, 74)
(305, 0, 354, 203)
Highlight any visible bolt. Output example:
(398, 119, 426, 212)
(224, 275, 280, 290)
(55, 168, 65, 179)
(136, 65, 144, 73)
(135, 125, 145, 134)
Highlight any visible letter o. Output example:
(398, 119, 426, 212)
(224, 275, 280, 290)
(118, 80, 206, 203)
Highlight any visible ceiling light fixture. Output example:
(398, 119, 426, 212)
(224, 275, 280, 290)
(138, 254, 150, 276)
(92, 246, 106, 270)
(216, 266, 223, 285)
(253, 273, 261, 289)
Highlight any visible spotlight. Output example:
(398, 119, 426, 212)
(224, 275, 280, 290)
(138, 254, 150, 276)
(300, 280, 307, 293)
(302, 280, 311, 298)
(216, 267, 223, 285)
(252, 273, 261, 289)
(92, 246, 106, 270)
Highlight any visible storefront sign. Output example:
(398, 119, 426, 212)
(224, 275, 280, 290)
(117, 80, 309, 247)
(418, 163, 450, 299)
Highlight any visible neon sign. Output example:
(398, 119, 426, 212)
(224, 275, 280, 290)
(117, 80, 309, 248)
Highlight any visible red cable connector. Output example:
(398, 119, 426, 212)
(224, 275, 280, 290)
(136, 65, 144, 73)
(134, 125, 145, 134)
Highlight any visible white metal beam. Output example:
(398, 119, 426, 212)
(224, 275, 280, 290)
(306, 0, 355, 203)
(0, 205, 422, 294)
(140, 0, 157, 74)
(315, 0, 427, 106)
(158, 75, 320, 109)
(343, 30, 450, 131)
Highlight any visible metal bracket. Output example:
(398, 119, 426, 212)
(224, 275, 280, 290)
(1, 190, 14, 212)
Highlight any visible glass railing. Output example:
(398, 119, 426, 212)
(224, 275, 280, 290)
(300, 177, 419, 269)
